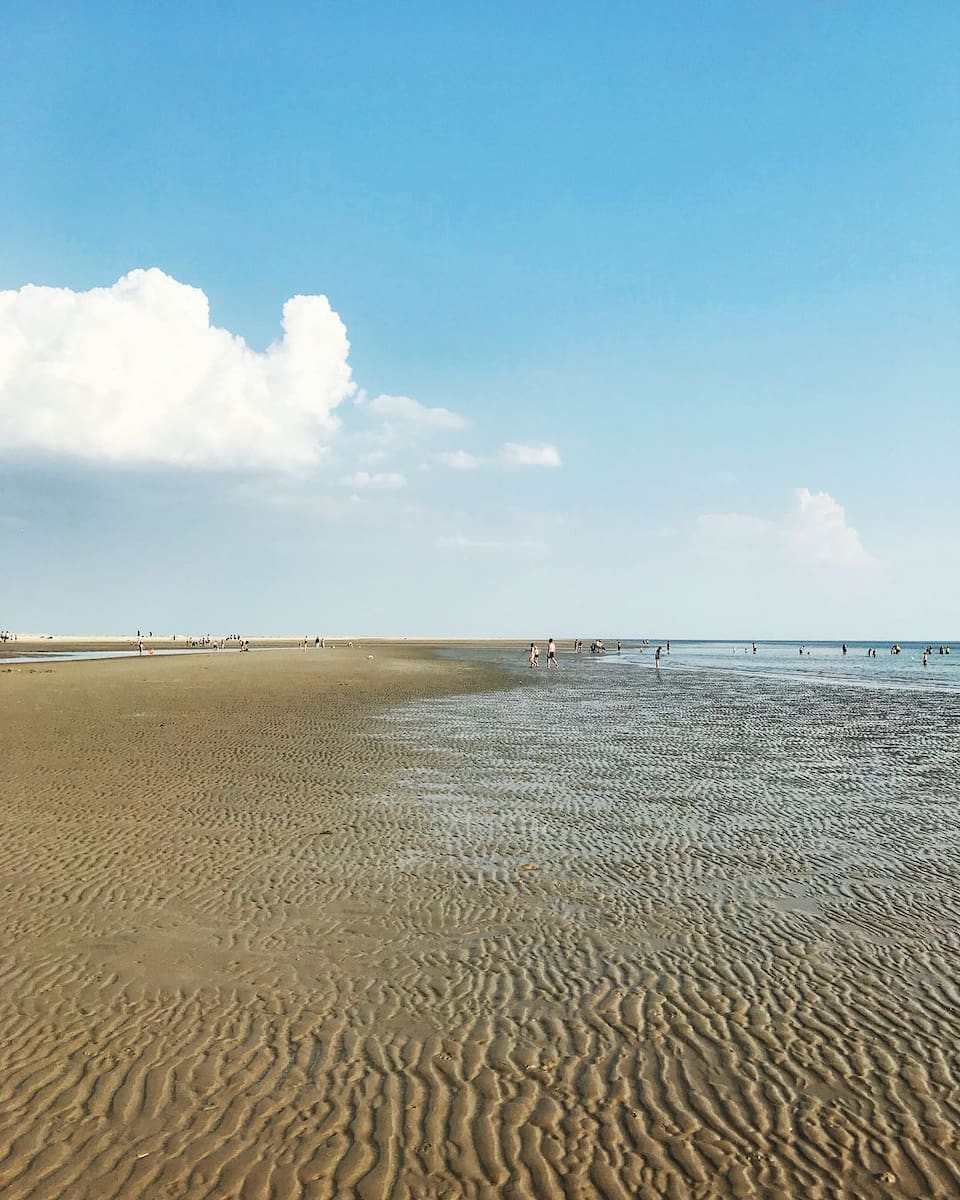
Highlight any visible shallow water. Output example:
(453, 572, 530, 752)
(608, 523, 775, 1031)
(0, 647, 232, 665)
(364, 654, 960, 1197)
(614, 639, 960, 694)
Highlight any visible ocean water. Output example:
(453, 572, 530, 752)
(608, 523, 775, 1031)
(0, 647, 226, 665)
(607, 638, 960, 694)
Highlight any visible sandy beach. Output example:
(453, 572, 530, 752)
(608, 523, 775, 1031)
(1, 644, 958, 1199)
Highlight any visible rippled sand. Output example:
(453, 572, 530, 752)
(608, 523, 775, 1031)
(1, 647, 958, 1198)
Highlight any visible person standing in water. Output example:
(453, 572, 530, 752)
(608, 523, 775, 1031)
(655, 645, 662, 668)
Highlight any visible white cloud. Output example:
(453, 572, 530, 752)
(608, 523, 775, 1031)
(438, 449, 481, 470)
(343, 470, 406, 490)
(0, 268, 358, 470)
(783, 487, 873, 567)
(698, 488, 875, 569)
(368, 393, 468, 429)
(499, 442, 563, 468)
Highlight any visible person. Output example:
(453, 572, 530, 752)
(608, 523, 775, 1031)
(529, 642, 538, 668)
(617, 641, 621, 653)
(666, 641, 670, 653)
(752, 642, 757, 654)
(842, 643, 847, 655)
(547, 637, 557, 668)
(922, 651, 928, 667)
(655, 645, 662, 668)
(138, 640, 143, 656)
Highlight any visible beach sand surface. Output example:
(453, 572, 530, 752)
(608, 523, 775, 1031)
(1, 644, 958, 1199)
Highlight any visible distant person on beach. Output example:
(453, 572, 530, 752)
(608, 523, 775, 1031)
(655, 645, 662, 668)
(842, 643, 847, 655)
(138, 640, 143, 656)
(752, 642, 757, 654)
(666, 641, 670, 653)
(529, 642, 539, 668)
(547, 638, 557, 667)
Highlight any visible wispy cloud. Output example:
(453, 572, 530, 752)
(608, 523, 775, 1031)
(438, 450, 482, 470)
(437, 443, 564, 470)
(499, 442, 563, 468)
(343, 470, 406, 490)
(368, 393, 468, 430)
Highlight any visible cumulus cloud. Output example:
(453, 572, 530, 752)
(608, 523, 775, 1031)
(0, 268, 357, 470)
(343, 470, 406, 490)
(368, 393, 468, 429)
(499, 442, 563, 468)
(698, 488, 875, 569)
(783, 488, 872, 567)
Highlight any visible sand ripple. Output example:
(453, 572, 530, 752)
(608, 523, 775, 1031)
(1, 651, 958, 1198)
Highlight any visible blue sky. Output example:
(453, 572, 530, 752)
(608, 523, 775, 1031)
(1, 4, 958, 637)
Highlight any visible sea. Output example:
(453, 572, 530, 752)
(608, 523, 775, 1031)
(610, 638, 960, 694)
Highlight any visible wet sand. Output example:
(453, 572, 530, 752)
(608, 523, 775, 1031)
(1, 646, 958, 1198)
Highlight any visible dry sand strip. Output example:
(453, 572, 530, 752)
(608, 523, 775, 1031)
(1, 645, 959, 1199)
